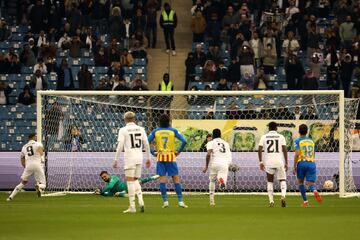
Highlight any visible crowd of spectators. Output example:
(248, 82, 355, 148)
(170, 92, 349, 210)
(186, 0, 360, 99)
(0, 0, 160, 105)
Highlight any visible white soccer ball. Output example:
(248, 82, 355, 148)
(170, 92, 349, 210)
(323, 180, 334, 190)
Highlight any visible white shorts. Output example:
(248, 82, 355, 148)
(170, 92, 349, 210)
(209, 164, 229, 184)
(124, 164, 142, 178)
(265, 166, 286, 180)
(21, 164, 46, 184)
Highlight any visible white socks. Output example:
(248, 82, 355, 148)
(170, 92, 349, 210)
(134, 180, 144, 206)
(9, 183, 25, 199)
(209, 180, 215, 202)
(267, 182, 274, 203)
(280, 181, 287, 199)
(127, 181, 136, 209)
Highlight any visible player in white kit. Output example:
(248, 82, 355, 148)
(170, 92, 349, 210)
(203, 129, 232, 206)
(258, 122, 288, 207)
(112, 111, 151, 213)
(7, 133, 46, 201)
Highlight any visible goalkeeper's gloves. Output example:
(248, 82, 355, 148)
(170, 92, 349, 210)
(94, 189, 101, 195)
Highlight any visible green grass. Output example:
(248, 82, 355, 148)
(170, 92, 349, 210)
(0, 193, 360, 240)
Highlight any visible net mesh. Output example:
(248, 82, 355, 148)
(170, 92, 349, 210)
(40, 92, 360, 195)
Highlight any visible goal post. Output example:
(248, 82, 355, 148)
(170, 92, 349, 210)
(36, 90, 360, 198)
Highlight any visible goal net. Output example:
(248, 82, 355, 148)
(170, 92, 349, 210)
(37, 91, 360, 197)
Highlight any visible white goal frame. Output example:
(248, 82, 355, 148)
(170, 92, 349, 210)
(36, 90, 358, 198)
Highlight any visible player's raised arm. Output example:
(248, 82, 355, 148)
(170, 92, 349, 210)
(113, 129, 125, 168)
(293, 140, 300, 175)
(148, 129, 157, 156)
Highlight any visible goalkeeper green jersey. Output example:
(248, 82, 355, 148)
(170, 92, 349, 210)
(101, 175, 127, 196)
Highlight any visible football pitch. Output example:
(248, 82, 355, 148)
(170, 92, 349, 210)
(1, 193, 360, 240)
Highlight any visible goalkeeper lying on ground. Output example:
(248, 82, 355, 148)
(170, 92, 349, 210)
(95, 171, 159, 197)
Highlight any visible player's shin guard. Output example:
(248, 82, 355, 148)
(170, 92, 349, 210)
(280, 181, 287, 198)
(159, 183, 168, 202)
(299, 184, 308, 202)
(174, 183, 183, 203)
(134, 180, 144, 206)
(127, 181, 136, 209)
(267, 182, 274, 203)
(9, 182, 25, 199)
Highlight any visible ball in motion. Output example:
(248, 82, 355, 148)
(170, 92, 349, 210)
(323, 180, 334, 190)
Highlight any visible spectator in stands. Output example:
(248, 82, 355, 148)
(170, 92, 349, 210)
(131, 30, 148, 49)
(97, 77, 110, 90)
(130, 40, 148, 59)
(78, 64, 93, 90)
(8, 54, 21, 74)
(340, 53, 354, 97)
(65, 126, 84, 152)
(122, 17, 135, 49)
(37, 30, 48, 48)
(309, 54, 322, 79)
(262, 43, 276, 74)
(216, 78, 229, 90)
(185, 52, 195, 89)
(207, 45, 221, 65)
(339, 15, 357, 50)
(109, 7, 124, 42)
(68, 2, 82, 35)
(222, 6, 239, 28)
(292, 106, 302, 120)
(328, 70, 340, 90)
(191, 0, 204, 16)
(202, 60, 217, 82)
(285, 54, 304, 90)
(228, 57, 241, 83)
(58, 33, 72, 50)
(0, 18, 11, 41)
(205, 12, 221, 47)
(193, 44, 207, 67)
(108, 62, 125, 79)
(191, 10, 207, 43)
(254, 68, 270, 90)
(307, 24, 322, 60)
(300, 105, 319, 119)
(33, 58, 48, 74)
(83, 27, 96, 50)
(45, 57, 57, 73)
(146, 0, 160, 48)
(109, 75, 129, 91)
(187, 85, 199, 105)
(29, 0, 47, 33)
(202, 111, 215, 120)
(131, 78, 149, 91)
(18, 85, 35, 105)
(282, 31, 300, 59)
(133, 8, 146, 32)
(69, 36, 82, 58)
(109, 44, 121, 64)
(239, 45, 255, 77)
(20, 44, 36, 67)
(325, 45, 340, 85)
(94, 47, 109, 66)
(250, 32, 263, 68)
(217, 61, 228, 80)
(44, 101, 64, 137)
(160, 2, 178, 55)
(57, 59, 74, 90)
(240, 71, 255, 90)
(30, 69, 48, 91)
(0, 81, 12, 105)
(159, 73, 174, 91)
(47, 5, 61, 31)
(0, 54, 8, 74)
(302, 69, 319, 90)
(120, 49, 134, 67)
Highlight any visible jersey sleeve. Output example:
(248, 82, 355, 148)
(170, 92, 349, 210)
(148, 129, 156, 142)
(294, 139, 300, 150)
(20, 147, 25, 158)
(206, 141, 213, 151)
(258, 135, 265, 147)
(280, 135, 287, 146)
(174, 128, 187, 152)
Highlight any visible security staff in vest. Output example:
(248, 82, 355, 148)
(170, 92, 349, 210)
(158, 73, 174, 91)
(160, 2, 178, 56)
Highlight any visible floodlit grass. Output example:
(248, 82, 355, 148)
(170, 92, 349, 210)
(0, 193, 360, 240)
